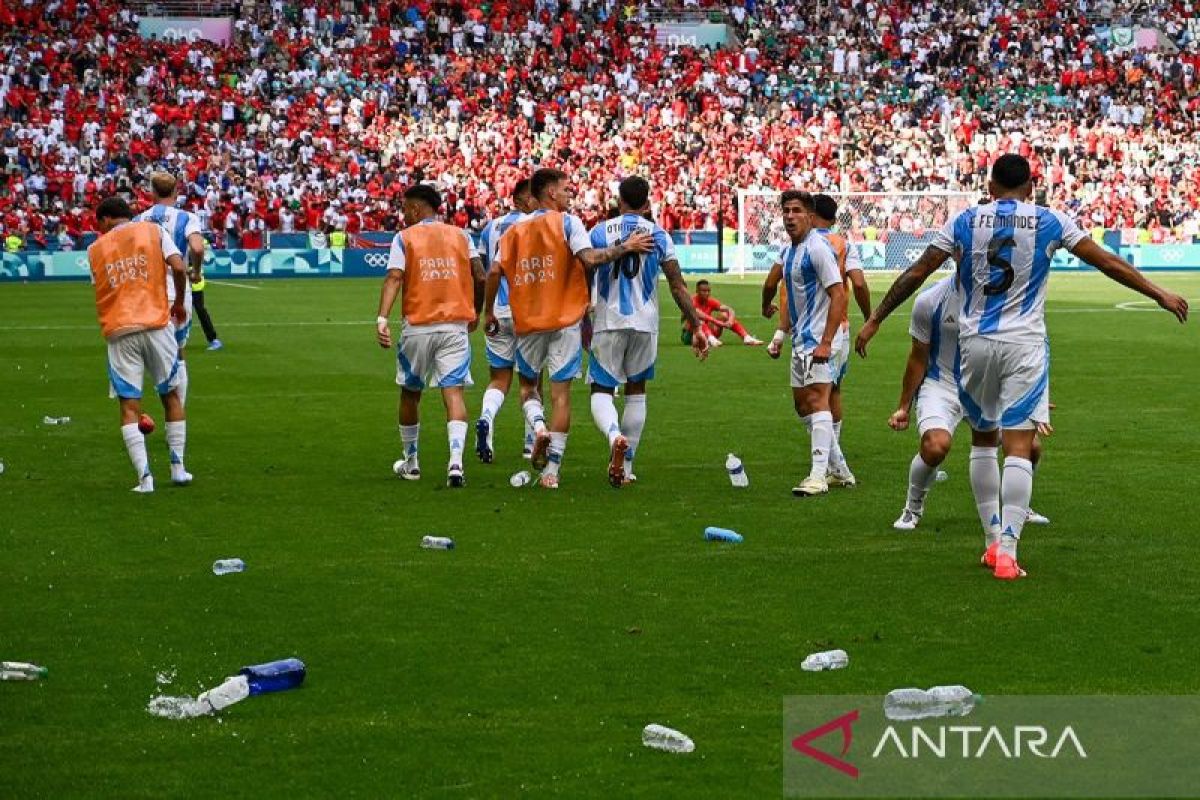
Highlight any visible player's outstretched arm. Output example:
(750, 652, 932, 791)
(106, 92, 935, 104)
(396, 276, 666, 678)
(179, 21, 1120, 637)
(890, 338, 930, 431)
(662, 258, 709, 360)
(761, 262, 783, 318)
(855, 245, 948, 357)
(1071, 239, 1189, 323)
(575, 230, 653, 268)
(376, 270, 402, 349)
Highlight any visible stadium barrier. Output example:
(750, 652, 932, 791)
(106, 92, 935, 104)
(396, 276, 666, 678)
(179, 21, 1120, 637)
(4, 243, 1200, 283)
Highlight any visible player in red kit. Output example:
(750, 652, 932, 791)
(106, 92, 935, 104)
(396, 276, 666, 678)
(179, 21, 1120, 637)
(683, 280, 763, 348)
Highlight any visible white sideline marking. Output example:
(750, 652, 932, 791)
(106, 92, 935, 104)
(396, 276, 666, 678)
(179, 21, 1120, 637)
(1114, 298, 1199, 312)
(207, 280, 264, 290)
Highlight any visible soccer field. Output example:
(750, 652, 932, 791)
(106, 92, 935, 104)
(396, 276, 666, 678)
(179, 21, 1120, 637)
(1, 274, 1197, 798)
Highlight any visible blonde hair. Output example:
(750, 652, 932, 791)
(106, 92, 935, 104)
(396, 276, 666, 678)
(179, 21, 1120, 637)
(150, 172, 178, 200)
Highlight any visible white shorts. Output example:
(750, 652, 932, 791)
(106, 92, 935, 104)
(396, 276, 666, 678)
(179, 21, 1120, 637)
(957, 336, 1049, 432)
(916, 379, 964, 436)
(396, 330, 473, 390)
(170, 308, 193, 348)
(587, 330, 657, 388)
(515, 324, 582, 383)
(107, 327, 182, 400)
(790, 347, 835, 388)
(485, 317, 516, 370)
(831, 329, 851, 386)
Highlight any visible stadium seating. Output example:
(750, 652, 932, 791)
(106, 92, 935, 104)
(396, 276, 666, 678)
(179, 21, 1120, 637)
(2, 0, 1199, 249)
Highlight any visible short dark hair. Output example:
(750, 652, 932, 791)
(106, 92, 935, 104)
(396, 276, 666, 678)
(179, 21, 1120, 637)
(780, 190, 813, 210)
(530, 168, 567, 200)
(618, 176, 650, 211)
(696, 279, 711, 289)
(991, 154, 1031, 190)
(812, 193, 838, 223)
(96, 196, 134, 223)
(511, 179, 531, 201)
(403, 184, 442, 211)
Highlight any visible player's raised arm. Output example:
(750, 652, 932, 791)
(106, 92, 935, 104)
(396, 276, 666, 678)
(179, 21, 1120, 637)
(761, 262, 783, 318)
(855, 244, 949, 357)
(1070, 238, 1189, 323)
(661, 257, 709, 360)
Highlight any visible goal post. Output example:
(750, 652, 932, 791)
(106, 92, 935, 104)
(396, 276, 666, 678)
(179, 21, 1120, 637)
(735, 190, 978, 275)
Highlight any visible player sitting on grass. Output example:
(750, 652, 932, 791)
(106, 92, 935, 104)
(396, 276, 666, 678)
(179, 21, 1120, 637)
(376, 184, 485, 488)
(683, 280, 762, 348)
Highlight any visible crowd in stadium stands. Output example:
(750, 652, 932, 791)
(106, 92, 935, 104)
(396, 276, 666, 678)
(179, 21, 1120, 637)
(2, 0, 1200, 251)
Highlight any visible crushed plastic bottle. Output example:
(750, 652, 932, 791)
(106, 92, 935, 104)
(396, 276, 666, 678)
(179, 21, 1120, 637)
(510, 470, 532, 487)
(212, 558, 245, 575)
(935, 470, 949, 483)
(0, 459, 5, 476)
(884, 685, 978, 721)
(42, 416, 70, 426)
(725, 454, 749, 487)
(197, 675, 250, 713)
(1, 661, 48, 680)
(801, 649, 849, 672)
(642, 723, 695, 753)
(703, 526, 743, 543)
(421, 535, 455, 550)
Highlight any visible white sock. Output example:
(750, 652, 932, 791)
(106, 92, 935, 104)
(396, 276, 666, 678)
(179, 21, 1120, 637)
(447, 420, 467, 469)
(544, 432, 568, 477)
(480, 387, 504, 426)
(621, 394, 647, 478)
(522, 399, 547, 435)
(121, 423, 150, 481)
(906, 454, 938, 513)
(804, 411, 834, 480)
(523, 419, 533, 451)
(590, 392, 621, 447)
(165, 420, 186, 478)
(175, 360, 189, 406)
(1000, 457, 1035, 558)
(828, 419, 849, 474)
(969, 446, 1002, 546)
(400, 423, 420, 465)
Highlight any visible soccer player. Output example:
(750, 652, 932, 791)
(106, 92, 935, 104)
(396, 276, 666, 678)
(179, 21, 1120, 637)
(686, 280, 762, 347)
(888, 275, 1053, 531)
(587, 176, 708, 487)
(856, 154, 1188, 579)
(483, 167, 653, 489)
(87, 197, 191, 492)
(134, 173, 205, 404)
(475, 179, 535, 463)
(764, 190, 848, 496)
(376, 184, 485, 488)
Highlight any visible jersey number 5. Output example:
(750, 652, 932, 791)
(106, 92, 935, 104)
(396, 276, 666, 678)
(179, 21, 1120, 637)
(984, 235, 1016, 296)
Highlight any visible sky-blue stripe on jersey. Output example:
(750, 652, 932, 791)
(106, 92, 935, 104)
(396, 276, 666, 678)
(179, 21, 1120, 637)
(953, 206, 977, 314)
(927, 294, 944, 382)
(784, 244, 800, 336)
(617, 214, 643, 316)
(171, 211, 190, 254)
(800, 245, 820, 349)
(1024, 209, 1061, 314)
(979, 199, 1017, 335)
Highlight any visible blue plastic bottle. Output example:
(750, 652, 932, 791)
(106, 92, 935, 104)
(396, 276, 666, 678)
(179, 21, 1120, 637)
(239, 658, 306, 695)
(704, 527, 744, 543)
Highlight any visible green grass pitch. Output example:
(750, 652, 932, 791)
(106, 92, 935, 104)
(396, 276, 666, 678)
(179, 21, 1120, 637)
(1, 274, 1197, 797)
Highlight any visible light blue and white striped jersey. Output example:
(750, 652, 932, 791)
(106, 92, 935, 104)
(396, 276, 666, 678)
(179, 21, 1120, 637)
(479, 209, 526, 320)
(136, 203, 201, 306)
(588, 214, 675, 333)
(932, 200, 1085, 343)
(780, 229, 842, 349)
(909, 276, 958, 389)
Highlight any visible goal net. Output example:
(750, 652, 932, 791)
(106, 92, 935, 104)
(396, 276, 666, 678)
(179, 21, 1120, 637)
(735, 191, 978, 275)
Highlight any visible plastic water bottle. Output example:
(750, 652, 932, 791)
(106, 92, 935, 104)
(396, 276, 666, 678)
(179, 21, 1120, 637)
(212, 558, 245, 575)
(239, 658, 306, 695)
(801, 649, 849, 672)
(884, 685, 977, 721)
(197, 675, 250, 713)
(704, 526, 744, 543)
(725, 454, 749, 487)
(421, 535, 455, 550)
(42, 415, 70, 425)
(642, 723, 695, 753)
(0, 459, 6, 476)
(510, 470, 532, 487)
(1, 661, 48, 681)
(935, 470, 949, 482)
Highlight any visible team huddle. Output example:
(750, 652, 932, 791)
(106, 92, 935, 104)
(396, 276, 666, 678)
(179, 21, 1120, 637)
(86, 155, 1188, 580)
